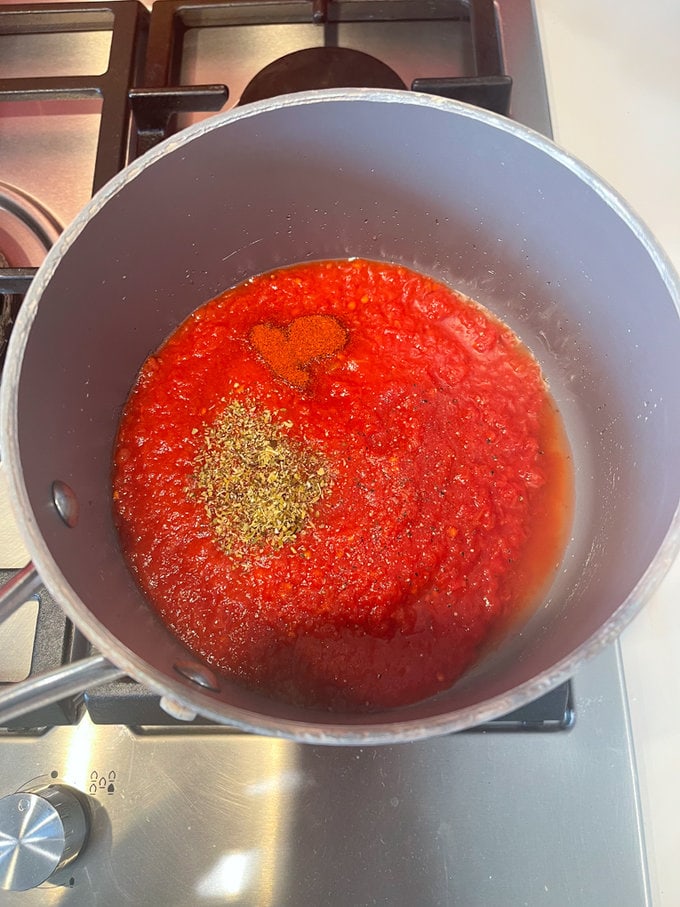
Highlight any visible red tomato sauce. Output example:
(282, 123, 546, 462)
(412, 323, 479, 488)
(112, 259, 573, 711)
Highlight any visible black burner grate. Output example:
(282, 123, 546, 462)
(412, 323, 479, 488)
(84, 674, 573, 732)
(0, 0, 148, 354)
(130, 0, 511, 154)
(0, 1, 147, 194)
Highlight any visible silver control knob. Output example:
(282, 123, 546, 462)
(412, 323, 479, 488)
(0, 784, 90, 891)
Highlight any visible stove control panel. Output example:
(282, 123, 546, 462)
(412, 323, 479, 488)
(0, 784, 90, 891)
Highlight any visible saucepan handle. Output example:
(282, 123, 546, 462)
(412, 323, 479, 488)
(0, 562, 126, 724)
(0, 561, 42, 624)
(0, 654, 124, 725)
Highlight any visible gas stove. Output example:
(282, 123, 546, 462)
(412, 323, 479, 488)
(0, 2, 650, 903)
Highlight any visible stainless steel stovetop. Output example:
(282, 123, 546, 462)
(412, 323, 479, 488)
(0, 2, 650, 903)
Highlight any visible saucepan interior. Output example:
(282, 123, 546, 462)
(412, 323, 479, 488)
(3, 91, 680, 742)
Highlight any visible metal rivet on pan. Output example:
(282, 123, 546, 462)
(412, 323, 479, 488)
(51, 480, 79, 528)
(159, 696, 198, 723)
(173, 659, 221, 692)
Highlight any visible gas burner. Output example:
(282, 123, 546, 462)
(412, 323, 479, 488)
(0, 183, 61, 269)
(0, 253, 13, 367)
(0, 184, 61, 365)
(239, 47, 406, 106)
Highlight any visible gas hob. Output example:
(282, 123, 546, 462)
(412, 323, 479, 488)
(0, 2, 649, 903)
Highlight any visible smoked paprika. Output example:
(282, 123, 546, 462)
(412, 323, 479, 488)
(250, 313, 348, 387)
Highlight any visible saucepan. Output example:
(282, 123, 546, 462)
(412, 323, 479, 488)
(0, 90, 678, 744)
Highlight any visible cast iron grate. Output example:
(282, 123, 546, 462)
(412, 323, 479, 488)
(0, 1, 147, 195)
(0, 0, 148, 351)
(129, 0, 511, 154)
(84, 674, 574, 732)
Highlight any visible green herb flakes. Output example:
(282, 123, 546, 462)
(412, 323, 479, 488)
(191, 400, 329, 554)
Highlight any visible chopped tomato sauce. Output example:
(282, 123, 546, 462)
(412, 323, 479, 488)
(112, 259, 572, 711)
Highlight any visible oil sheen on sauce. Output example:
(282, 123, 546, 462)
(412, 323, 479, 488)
(112, 259, 573, 711)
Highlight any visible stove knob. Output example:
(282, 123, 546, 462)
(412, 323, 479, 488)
(0, 784, 90, 891)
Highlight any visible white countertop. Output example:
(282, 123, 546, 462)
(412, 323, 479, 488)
(535, 1, 680, 902)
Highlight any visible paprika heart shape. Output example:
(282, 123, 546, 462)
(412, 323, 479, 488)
(250, 314, 348, 387)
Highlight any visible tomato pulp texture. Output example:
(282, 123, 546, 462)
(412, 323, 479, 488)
(113, 260, 572, 711)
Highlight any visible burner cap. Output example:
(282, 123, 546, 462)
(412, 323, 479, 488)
(239, 47, 406, 106)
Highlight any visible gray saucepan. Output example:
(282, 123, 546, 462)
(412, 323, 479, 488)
(0, 90, 679, 744)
